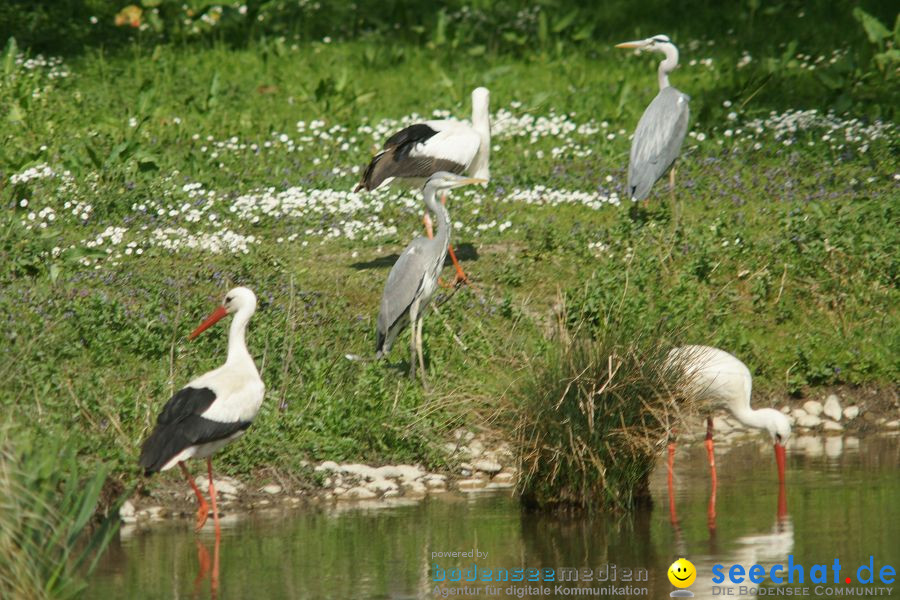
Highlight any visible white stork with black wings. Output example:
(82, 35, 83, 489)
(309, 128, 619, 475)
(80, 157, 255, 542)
(356, 87, 491, 284)
(139, 286, 264, 536)
(356, 87, 491, 191)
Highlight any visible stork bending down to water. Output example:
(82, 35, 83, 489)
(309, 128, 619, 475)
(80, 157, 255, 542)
(139, 287, 265, 538)
(376, 172, 485, 385)
(356, 87, 491, 284)
(615, 35, 690, 202)
(665, 346, 790, 530)
(667, 345, 791, 484)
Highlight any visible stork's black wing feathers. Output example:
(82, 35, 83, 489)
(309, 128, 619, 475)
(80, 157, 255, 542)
(383, 123, 439, 156)
(138, 386, 249, 475)
(355, 124, 447, 192)
(156, 386, 216, 425)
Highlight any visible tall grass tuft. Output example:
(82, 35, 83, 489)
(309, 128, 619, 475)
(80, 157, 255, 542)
(513, 321, 693, 512)
(0, 426, 118, 600)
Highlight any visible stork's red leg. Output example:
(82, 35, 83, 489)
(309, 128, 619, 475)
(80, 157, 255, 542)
(700, 418, 718, 530)
(707, 465, 718, 532)
(211, 521, 221, 599)
(193, 539, 211, 595)
(446, 244, 470, 286)
(207, 458, 221, 539)
(179, 462, 210, 532)
(440, 192, 471, 286)
(705, 416, 717, 489)
(667, 437, 678, 526)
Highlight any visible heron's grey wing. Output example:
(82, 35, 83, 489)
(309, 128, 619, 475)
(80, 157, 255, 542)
(627, 87, 690, 200)
(376, 237, 436, 350)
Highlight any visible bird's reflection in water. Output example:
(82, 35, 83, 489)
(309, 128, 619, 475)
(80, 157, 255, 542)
(192, 533, 220, 600)
(668, 474, 793, 600)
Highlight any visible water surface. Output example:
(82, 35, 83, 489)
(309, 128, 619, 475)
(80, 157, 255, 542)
(89, 435, 900, 599)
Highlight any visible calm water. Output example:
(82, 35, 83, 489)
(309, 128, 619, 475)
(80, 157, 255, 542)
(89, 435, 900, 599)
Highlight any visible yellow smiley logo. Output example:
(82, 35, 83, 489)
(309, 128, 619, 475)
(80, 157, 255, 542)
(668, 558, 697, 588)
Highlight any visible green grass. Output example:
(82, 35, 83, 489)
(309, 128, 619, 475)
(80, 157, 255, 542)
(513, 323, 691, 511)
(0, 426, 118, 599)
(0, 1, 897, 494)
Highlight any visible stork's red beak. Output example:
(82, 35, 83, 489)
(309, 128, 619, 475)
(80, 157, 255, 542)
(774, 442, 786, 483)
(777, 480, 788, 521)
(189, 306, 228, 340)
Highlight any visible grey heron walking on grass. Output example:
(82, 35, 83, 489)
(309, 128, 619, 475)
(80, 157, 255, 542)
(616, 35, 690, 202)
(356, 87, 491, 285)
(375, 172, 486, 385)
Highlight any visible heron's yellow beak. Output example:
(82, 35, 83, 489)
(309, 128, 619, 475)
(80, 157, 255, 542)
(615, 41, 644, 49)
(460, 178, 488, 186)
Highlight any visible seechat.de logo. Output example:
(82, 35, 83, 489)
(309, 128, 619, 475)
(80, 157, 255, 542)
(712, 555, 895, 586)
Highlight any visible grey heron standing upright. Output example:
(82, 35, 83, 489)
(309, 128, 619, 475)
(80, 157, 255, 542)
(616, 35, 690, 202)
(356, 87, 491, 285)
(375, 172, 486, 386)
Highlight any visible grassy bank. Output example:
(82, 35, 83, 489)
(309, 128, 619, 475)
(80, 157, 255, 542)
(0, 426, 117, 599)
(514, 325, 694, 511)
(1, 2, 897, 494)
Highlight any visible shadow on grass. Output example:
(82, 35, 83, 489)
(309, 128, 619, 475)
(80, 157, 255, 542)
(349, 243, 479, 270)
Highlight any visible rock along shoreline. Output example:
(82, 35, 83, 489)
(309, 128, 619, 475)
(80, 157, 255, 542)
(121, 389, 898, 528)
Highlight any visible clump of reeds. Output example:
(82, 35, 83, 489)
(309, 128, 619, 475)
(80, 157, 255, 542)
(0, 426, 118, 600)
(513, 323, 695, 512)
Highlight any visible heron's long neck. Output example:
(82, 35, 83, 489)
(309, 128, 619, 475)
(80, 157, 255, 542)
(226, 309, 254, 368)
(425, 189, 451, 254)
(470, 98, 491, 181)
(657, 44, 679, 90)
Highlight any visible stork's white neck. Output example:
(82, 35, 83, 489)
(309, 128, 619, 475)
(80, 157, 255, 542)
(226, 307, 255, 368)
(470, 93, 491, 182)
(657, 43, 679, 90)
(730, 405, 764, 429)
(729, 405, 777, 438)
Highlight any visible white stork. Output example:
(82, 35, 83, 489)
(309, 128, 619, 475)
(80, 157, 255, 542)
(139, 286, 264, 536)
(355, 87, 491, 284)
(667, 345, 791, 485)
